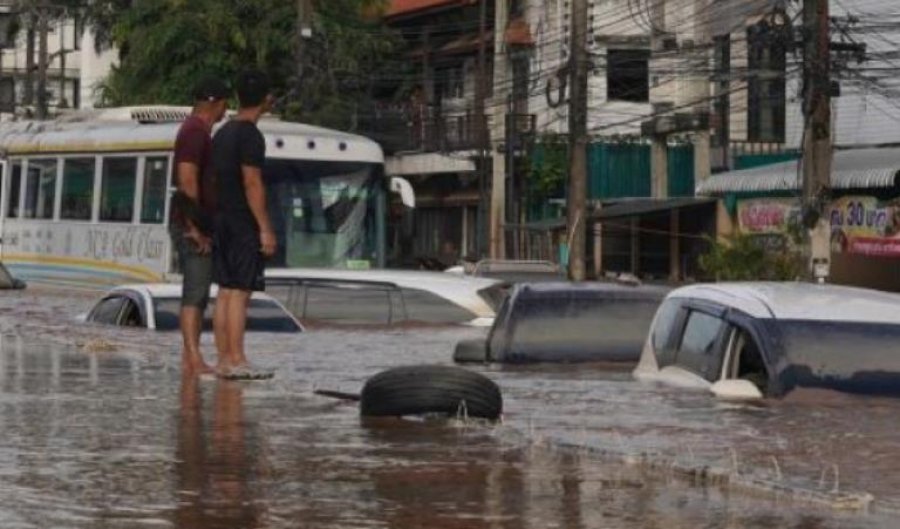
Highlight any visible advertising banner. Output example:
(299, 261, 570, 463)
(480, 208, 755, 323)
(737, 199, 800, 234)
(737, 196, 900, 259)
(829, 196, 900, 258)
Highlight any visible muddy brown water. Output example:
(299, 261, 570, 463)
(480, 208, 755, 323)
(0, 286, 897, 528)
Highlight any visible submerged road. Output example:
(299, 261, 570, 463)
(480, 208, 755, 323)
(0, 286, 897, 528)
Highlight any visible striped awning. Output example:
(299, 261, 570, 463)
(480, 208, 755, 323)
(697, 147, 900, 195)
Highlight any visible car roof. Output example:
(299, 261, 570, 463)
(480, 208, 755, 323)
(109, 283, 277, 301)
(265, 268, 504, 319)
(669, 282, 900, 324)
(514, 281, 671, 298)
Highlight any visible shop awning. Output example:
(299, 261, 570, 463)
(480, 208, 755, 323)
(697, 147, 900, 195)
(595, 197, 716, 219)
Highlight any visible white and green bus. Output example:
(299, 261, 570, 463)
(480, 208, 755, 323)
(0, 107, 414, 287)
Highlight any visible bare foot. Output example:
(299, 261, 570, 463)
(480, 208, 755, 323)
(182, 357, 214, 377)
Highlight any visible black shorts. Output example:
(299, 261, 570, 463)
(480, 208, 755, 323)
(212, 214, 265, 292)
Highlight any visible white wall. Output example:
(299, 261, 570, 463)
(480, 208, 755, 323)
(520, 0, 652, 137)
(78, 29, 117, 109)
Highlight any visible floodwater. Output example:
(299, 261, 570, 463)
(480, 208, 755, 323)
(0, 286, 899, 528)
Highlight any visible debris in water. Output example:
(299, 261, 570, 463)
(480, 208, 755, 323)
(78, 338, 117, 353)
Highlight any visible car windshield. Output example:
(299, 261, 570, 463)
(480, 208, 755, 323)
(264, 160, 381, 269)
(153, 297, 299, 333)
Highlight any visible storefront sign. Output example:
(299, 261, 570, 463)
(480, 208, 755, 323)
(738, 196, 900, 259)
(829, 196, 900, 258)
(738, 199, 800, 234)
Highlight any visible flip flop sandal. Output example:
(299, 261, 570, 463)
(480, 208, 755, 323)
(219, 364, 275, 380)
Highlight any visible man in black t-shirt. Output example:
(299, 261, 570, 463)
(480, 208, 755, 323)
(211, 70, 276, 380)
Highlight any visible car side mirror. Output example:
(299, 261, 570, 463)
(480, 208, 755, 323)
(710, 379, 764, 400)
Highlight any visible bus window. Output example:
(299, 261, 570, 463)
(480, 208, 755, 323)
(5, 162, 20, 218)
(140, 157, 168, 224)
(100, 157, 137, 222)
(61, 158, 95, 221)
(23, 159, 57, 220)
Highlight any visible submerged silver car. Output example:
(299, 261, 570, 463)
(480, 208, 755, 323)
(86, 284, 303, 333)
(634, 282, 900, 399)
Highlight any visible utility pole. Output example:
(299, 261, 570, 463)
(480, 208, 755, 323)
(36, 6, 48, 119)
(24, 12, 34, 107)
(475, 0, 488, 258)
(649, 0, 667, 199)
(296, 0, 312, 114)
(566, 0, 589, 280)
(802, 0, 832, 282)
(691, 0, 711, 184)
(489, 0, 509, 259)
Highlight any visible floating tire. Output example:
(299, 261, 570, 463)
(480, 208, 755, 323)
(360, 365, 502, 420)
(453, 338, 489, 364)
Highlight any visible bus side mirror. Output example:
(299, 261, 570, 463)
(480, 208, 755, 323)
(390, 177, 415, 209)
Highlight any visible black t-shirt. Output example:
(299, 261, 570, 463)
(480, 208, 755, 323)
(211, 119, 266, 219)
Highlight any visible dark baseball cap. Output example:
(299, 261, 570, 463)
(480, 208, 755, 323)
(193, 76, 229, 102)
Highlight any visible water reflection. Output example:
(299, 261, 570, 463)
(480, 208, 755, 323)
(175, 376, 265, 529)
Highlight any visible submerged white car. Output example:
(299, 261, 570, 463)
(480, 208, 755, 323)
(86, 284, 303, 333)
(634, 282, 900, 399)
(264, 268, 505, 327)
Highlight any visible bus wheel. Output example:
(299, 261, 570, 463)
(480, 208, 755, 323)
(360, 365, 502, 421)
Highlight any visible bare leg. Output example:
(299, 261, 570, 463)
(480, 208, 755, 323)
(226, 289, 252, 367)
(213, 290, 231, 371)
(180, 306, 212, 376)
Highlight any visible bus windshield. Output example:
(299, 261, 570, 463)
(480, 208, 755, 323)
(264, 160, 383, 269)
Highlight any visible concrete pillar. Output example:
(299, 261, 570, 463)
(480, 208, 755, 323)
(593, 221, 603, 278)
(651, 137, 668, 198)
(715, 199, 735, 242)
(630, 217, 640, 275)
(669, 208, 680, 282)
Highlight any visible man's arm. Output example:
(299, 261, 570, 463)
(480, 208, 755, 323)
(242, 166, 276, 256)
(176, 161, 211, 253)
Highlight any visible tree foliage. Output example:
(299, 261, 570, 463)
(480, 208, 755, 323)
(698, 232, 805, 282)
(92, 0, 398, 130)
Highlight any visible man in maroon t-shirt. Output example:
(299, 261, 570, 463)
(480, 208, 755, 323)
(170, 77, 228, 376)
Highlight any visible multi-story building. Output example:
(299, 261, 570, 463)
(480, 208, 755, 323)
(0, 3, 115, 117)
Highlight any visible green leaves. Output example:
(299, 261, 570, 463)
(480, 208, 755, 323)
(90, 0, 397, 130)
(698, 232, 805, 282)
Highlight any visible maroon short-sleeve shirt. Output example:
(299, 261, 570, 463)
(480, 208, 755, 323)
(171, 115, 215, 234)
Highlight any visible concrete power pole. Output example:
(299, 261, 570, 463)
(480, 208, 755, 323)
(691, 0, 711, 184)
(801, 0, 832, 281)
(476, 0, 488, 258)
(566, 0, 589, 281)
(649, 0, 667, 199)
(296, 0, 312, 113)
(489, 0, 509, 259)
(36, 6, 48, 119)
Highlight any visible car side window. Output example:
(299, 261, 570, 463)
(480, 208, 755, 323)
(676, 310, 726, 381)
(724, 329, 769, 391)
(119, 299, 144, 327)
(89, 296, 126, 325)
(267, 281, 402, 325)
(244, 299, 301, 332)
(651, 298, 683, 367)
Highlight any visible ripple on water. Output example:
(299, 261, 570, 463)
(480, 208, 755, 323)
(0, 288, 898, 528)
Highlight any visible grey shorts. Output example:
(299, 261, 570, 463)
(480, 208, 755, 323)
(172, 229, 213, 309)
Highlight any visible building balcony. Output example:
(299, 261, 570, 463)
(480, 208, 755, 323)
(361, 105, 489, 154)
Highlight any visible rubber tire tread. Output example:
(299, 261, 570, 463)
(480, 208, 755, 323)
(360, 365, 502, 419)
